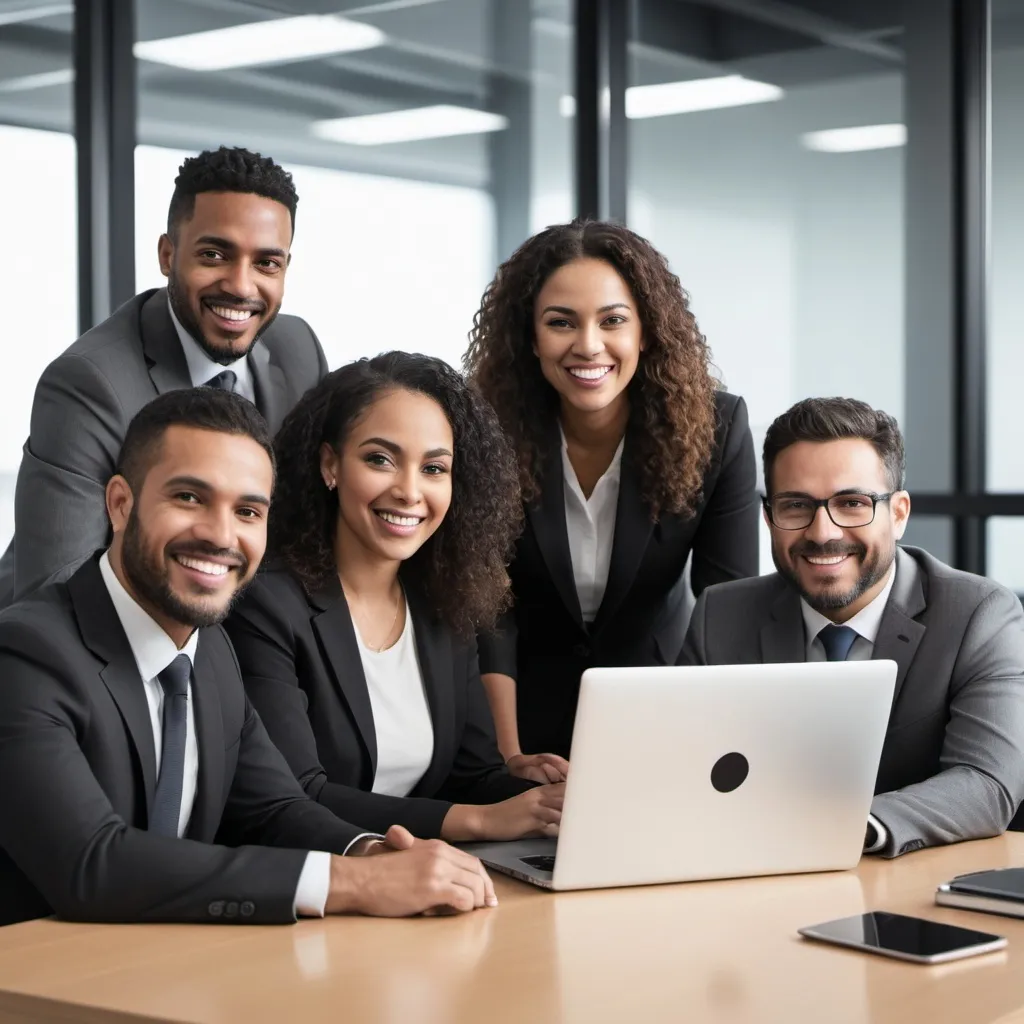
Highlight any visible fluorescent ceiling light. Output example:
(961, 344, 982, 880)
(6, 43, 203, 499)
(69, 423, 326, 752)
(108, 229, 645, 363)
(134, 14, 384, 71)
(801, 123, 906, 153)
(627, 75, 782, 118)
(313, 105, 508, 146)
(560, 75, 782, 120)
(0, 5, 72, 28)
(0, 68, 73, 93)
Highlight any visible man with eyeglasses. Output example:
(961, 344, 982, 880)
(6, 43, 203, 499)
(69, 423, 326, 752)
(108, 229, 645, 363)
(678, 397, 1024, 858)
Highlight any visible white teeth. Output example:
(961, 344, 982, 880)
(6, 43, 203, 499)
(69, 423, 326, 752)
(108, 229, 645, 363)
(209, 304, 253, 321)
(568, 366, 612, 380)
(177, 556, 230, 576)
(376, 511, 422, 527)
(806, 555, 848, 565)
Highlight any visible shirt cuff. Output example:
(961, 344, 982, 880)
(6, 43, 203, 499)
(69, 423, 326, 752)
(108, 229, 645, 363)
(294, 851, 332, 918)
(864, 814, 889, 854)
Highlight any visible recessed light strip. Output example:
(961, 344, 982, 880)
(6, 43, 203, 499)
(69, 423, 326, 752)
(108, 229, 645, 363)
(134, 14, 385, 72)
(802, 124, 907, 153)
(312, 105, 508, 146)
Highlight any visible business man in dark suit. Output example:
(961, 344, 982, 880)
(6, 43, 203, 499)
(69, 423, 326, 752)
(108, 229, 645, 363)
(0, 388, 495, 926)
(679, 397, 1024, 858)
(0, 146, 328, 607)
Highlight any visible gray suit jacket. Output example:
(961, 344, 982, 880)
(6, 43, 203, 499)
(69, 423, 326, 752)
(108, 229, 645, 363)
(678, 546, 1024, 857)
(0, 289, 328, 607)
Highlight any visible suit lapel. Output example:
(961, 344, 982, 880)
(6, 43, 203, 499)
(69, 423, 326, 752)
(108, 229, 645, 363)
(760, 583, 808, 663)
(406, 588, 456, 796)
(248, 342, 287, 432)
(592, 432, 653, 632)
(310, 583, 378, 773)
(527, 428, 584, 628)
(140, 289, 193, 395)
(186, 633, 226, 841)
(872, 548, 927, 712)
(69, 559, 158, 816)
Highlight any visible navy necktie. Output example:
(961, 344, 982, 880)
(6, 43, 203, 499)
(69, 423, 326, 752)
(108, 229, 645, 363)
(204, 369, 237, 393)
(150, 654, 191, 837)
(818, 624, 858, 662)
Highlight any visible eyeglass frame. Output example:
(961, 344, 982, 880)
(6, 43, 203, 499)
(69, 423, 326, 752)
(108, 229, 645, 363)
(761, 490, 895, 531)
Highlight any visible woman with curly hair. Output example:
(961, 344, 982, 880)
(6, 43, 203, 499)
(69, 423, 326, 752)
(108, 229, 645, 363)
(465, 219, 759, 767)
(225, 351, 563, 841)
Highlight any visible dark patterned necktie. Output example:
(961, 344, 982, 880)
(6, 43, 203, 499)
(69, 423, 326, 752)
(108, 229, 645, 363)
(204, 369, 238, 393)
(818, 624, 858, 662)
(149, 654, 191, 837)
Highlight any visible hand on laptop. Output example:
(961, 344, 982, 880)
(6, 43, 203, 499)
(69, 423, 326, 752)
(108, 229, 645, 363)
(506, 752, 569, 784)
(441, 784, 564, 842)
(327, 824, 497, 917)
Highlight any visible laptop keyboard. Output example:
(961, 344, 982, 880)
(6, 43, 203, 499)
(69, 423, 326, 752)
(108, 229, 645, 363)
(520, 854, 556, 872)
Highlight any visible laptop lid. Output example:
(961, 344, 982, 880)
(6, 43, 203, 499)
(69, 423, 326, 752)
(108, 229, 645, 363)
(550, 661, 897, 890)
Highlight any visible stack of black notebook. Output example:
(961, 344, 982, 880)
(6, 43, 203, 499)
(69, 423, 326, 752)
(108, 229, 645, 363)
(936, 868, 1024, 918)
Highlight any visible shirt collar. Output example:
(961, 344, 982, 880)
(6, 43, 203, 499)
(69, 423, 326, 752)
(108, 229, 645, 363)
(99, 550, 198, 683)
(167, 297, 251, 389)
(558, 425, 625, 489)
(800, 560, 897, 646)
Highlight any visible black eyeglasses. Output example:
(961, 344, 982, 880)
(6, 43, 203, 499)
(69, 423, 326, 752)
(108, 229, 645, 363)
(762, 492, 894, 531)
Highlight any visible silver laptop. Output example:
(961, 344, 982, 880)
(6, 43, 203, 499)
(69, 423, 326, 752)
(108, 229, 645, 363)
(463, 661, 897, 891)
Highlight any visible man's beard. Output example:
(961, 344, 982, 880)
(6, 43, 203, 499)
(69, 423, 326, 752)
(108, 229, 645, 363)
(167, 268, 279, 366)
(121, 509, 250, 628)
(772, 537, 895, 613)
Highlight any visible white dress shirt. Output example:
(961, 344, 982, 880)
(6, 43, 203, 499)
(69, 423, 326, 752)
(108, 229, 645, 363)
(167, 299, 256, 402)
(354, 611, 435, 798)
(800, 563, 897, 853)
(561, 430, 625, 623)
(99, 551, 337, 916)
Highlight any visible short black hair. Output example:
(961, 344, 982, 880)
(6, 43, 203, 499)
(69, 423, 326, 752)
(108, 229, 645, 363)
(763, 397, 906, 494)
(166, 146, 298, 239)
(117, 388, 276, 492)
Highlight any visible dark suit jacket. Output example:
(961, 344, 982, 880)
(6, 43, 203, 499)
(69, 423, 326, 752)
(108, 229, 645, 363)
(224, 570, 533, 839)
(0, 557, 365, 927)
(0, 288, 328, 607)
(478, 391, 759, 758)
(678, 546, 1024, 857)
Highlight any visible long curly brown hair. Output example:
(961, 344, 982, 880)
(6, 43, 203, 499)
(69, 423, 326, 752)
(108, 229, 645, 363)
(269, 352, 522, 636)
(464, 219, 719, 518)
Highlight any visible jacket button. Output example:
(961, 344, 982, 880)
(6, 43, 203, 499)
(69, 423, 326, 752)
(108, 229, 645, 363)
(208, 901, 224, 917)
(225, 901, 239, 918)
(572, 643, 590, 657)
(240, 901, 255, 917)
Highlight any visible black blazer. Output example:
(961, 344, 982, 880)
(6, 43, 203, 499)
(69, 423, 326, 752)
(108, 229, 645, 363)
(478, 391, 759, 758)
(0, 287, 328, 607)
(224, 570, 533, 839)
(0, 557, 364, 927)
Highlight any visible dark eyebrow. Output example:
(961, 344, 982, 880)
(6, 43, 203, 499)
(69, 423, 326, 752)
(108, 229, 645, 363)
(163, 475, 270, 508)
(360, 438, 453, 460)
(195, 235, 288, 260)
(540, 302, 632, 316)
(772, 488, 877, 499)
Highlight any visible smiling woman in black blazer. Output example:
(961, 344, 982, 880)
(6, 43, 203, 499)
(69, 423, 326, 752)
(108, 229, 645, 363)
(225, 352, 562, 841)
(465, 220, 760, 766)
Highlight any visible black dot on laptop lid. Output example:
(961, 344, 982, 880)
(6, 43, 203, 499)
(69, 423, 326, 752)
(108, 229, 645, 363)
(711, 752, 749, 793)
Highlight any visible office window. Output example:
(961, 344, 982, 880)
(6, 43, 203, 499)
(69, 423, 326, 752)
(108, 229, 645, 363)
(134, 0, 573, 371)
(989, 519, 1024, 598)
(990, 0, 1024, 494)
(0, 3, 76, 550)
(628, 0, 905, 489)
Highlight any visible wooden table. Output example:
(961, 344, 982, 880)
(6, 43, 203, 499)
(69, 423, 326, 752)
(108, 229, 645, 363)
(2, 836, 1024, 1023)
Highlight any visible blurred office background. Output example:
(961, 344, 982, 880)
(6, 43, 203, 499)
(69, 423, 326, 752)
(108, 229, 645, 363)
(0, 0, 1021, 594)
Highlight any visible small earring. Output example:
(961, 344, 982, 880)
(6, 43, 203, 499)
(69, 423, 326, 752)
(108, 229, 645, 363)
(327, 480, 336, 491)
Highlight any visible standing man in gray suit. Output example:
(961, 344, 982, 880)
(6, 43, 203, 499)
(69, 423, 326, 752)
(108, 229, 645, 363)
(679, 397, 1024, 858)
(0, 146, 328, 606)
